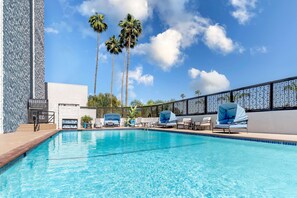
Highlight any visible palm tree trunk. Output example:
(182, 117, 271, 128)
(121, 51, 125, 107)
(110, 54, 114, 108)
(94, 33, 100, 96)
(125, 39, 131, 107)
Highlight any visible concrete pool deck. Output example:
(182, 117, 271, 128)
(1, 127, 297, 168)
(0, 129, 60, 168)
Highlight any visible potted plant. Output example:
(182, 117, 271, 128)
(81, 115, 93, 128)
(126, 106, 137, 127)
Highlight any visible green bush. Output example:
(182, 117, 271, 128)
(81, 115, 93, 125)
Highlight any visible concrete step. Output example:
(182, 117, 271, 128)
(16, 124, 57, 132)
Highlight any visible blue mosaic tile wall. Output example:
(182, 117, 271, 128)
(34, 0, 45, 99)
(3, 0, 44, 132)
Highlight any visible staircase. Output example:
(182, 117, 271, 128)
(16, 124, 57, 132)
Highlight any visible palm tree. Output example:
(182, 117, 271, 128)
(119, 34, 136, 107)
(105, 35, 122, 108)
(88, 13, 108, 96)
(120, 51, 126, 107)
(180, 94, 186, 99)
(195, 90, 201, 96)
(119, 14, 142, 106)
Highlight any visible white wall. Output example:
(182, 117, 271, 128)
(79, 108, 96, 127)
(247, 110, 297, 134)
(58, 104, 80, 129)
(46, 82, 89, 129)
(177, 110, 297, 134)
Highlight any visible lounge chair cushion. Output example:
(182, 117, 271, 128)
(215, 123, 247, 129)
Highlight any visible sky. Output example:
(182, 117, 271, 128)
(45, 0, 297, 104)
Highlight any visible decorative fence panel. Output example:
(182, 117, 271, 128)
(273, 78, 297, 109)
(92, 76, 297, 118)
(207, 92, 230, 113)
(174, 100, 187, 115)
(188, 97, 205, 115)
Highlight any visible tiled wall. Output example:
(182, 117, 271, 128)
(34, 0, 45, 99)
(0, 0, 3, 133)
(2, 0, 44, 133)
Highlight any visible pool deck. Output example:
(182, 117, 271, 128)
(0, 129, 60, 168)
(1, 127, 297, 169)
(154, 128, 297, 144)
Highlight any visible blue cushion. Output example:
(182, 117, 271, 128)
(219, 119, 229, 124)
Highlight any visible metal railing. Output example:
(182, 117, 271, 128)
(93, 76, 297, 118)
(28, 110, 55, 132)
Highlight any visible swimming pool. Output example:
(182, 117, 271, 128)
(1, 129, 297, 197)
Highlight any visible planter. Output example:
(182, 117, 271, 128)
(130, 119, 135, 127)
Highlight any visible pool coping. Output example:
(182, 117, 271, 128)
(0, 130, 60, 169)
(1, 127, 297, 171)
(149, 128, 297, 146)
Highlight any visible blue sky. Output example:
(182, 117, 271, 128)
(45, 0, 297, 104)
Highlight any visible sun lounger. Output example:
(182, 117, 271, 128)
(158, 111, 177, 127)
(213, 103, 248, 133)
(194, 117, 212, 130)
(177, 118, 192, 129)
(104, 113, 121, 127)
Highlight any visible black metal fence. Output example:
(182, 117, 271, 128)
(95, 76, 297, 118)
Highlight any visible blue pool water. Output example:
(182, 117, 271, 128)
(1, 130, 297, 197)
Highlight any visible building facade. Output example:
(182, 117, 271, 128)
(0, 0, 45, 133)
(46, 82, 96, 129)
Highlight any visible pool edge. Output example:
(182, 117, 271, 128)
(149, 128, 297, 146)
(0, 129, 61, 169)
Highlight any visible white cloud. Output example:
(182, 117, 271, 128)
(79, 0, 243, 71)
(129, 66, 154, 86)
(203, 24, 237, 54)
(132, 1, 241, 69)
(188, 68, 200, 79)
(78, 0, 150, 21)
(173, 16, 210, 48)
(229, 0, 257, 25)
(45, 27, 59, 34)
(135, 23, 241, 70)
(151, 0, 209, 48)
(190, 68, 230, 94)
(46, 21, 73, 35)
(250, 46, 267, 55)
(134, 29, 183, 71)
(120, 66, 153, 99)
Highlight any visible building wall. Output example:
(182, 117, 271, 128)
(46, 82, 88, 126)
(0, 0, 3, 133)
(3, 0, 32, 133)
(58, 104, 80, 129)
(79, 108, 97, 127)
(0, 0, 45, 133)
(34, 0, 45, 99)
(247, 110, 297, 134)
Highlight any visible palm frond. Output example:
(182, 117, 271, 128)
(88, 13, 108, 33)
